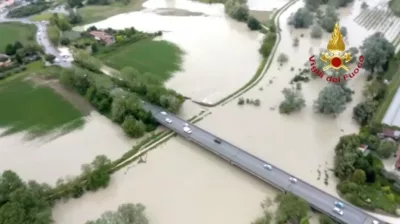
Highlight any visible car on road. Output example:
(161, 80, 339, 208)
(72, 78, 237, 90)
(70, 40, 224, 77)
(161, 111, 167, 116)
(334, 201, 344, 208)
(165, 118, 172, 123)
(372, 220, 379, 224)
(214, 138, 221, 144)
(289, 177, 297, 183)
(333, 207, 344, 216)
(183, 126, 192, 134)
(263, 164, 272, 170)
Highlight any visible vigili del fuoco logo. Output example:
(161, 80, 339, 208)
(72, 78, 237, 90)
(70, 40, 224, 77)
(308, 23, 364, 82)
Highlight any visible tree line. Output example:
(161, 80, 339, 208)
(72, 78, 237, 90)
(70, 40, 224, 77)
(7, 0, 50, 18)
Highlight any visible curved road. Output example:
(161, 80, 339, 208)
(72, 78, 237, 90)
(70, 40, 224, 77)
(143, 102, 386, 224)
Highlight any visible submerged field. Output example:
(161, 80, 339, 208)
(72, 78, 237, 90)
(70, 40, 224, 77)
(0, 64, 84, 137)
(99, 39, 183, 81)
(0, 22, 37, 52)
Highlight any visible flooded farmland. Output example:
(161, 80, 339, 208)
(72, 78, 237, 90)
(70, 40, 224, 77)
(4, 0, 400, 223)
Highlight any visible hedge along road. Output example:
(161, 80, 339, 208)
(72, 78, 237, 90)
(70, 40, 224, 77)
(192, 0, 300, 107)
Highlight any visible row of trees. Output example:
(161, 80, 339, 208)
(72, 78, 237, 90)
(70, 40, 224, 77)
(352, 32, 395, 125)
(85, 203, 149, 224)
(224, 0, 262, 31)
(7, 0, 50, 18)
(67, 0, 130, 8)
(60, 60, 183, 137)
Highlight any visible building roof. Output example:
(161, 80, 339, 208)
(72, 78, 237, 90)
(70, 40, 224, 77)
(396, 145, 400, 168)
(382, 87, 400, 127)
(89, 31, 114, 45)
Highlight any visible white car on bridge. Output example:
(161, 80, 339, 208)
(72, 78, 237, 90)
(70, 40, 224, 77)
(165, 118, 172, 123)
(333, 207, 344, 216)
(183, 126, 192, 134)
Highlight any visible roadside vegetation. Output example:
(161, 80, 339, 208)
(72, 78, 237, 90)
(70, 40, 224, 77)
(0, 22, 37, 51)
(7, 0, 51, 18)
(251, 193, 311, 224)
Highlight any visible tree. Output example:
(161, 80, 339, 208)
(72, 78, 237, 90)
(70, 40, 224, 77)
(122, 115, 146, 138)
(288, 7, 314, 28)
(60, 37, 70, 46)
(224, 0, 249, 22)
(319, 6, 338, 32)
(314, 84, 346, 116)
(378, 141, 396, 158)
(305, 0, 322, 11)
(361, 1, 368, 9)
(352, 100, 377, 126)
(351, 169, 366, 184)
(277, 53, 289, 64)
(45, 54, 56, 63)
(68, 10, 83, 25)
(279, 87, 306, 114)
(310, 23, 323, 38)
(275, 193, 310, 223)
(247, 16, 261, 30)
(85, 203, 149, 224)
(67, 0, 83, 8)
(360, 32, 395, 73)
(340, 26, 347, 36)
(91, 43, 98, 53)
(5, 43, 15, 55)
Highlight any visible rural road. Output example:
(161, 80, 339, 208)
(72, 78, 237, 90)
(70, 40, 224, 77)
(143, 102, 386, 224)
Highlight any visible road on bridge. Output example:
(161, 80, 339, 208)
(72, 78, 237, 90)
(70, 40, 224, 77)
(143, 102, 386, 224)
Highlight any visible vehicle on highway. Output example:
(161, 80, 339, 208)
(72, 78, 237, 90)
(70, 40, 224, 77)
(214, 138, 221, 144)
(183, 126, 192, 134)
(372, 220, 379, 224)
(289, 177, 297, 183)
(334, 201, 344, 208)
(165, 118, 172, 123)
(263, 164, 272, 170)
(333, 207, 344, 216)
(161, 111, 167, 115)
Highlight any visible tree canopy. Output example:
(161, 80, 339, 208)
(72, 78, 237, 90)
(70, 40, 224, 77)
(0, 170, 52, 224)
(314, 84, 347, 116)
(288, 7, 314, 28)
(85, 203, 149, 224)
(360, 32, 395, 73)
(275, 193, 310, 223)
(319, 5, 338, 32)
(279, 87, 306, 114)
(310, 23, 323, 38)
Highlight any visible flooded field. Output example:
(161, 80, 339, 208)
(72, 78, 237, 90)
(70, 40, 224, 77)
(84, 0, 263, 104)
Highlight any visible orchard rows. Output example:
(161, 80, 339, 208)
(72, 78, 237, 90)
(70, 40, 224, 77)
(354, 3, 400, 50)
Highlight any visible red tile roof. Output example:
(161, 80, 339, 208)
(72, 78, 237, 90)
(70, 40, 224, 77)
(89, 31, 114, 45)
(382, 128, 395, 138)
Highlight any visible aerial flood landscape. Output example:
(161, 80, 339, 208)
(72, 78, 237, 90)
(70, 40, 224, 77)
(2, 0, 400, 223)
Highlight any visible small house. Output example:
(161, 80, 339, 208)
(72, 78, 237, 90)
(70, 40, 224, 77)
(358, 144, 370, 156)
(89, 31, 115, 45)
(379, 128, 400, 140)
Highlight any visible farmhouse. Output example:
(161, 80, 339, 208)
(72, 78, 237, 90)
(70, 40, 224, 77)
(89, 30, 115, 45)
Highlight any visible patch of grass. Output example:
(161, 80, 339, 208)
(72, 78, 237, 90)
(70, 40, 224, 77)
(98, 39, 183, 81)
(0, 22, 37, 52)
(78, 0, 144, 24)
(373, 58, 400, 123)
(31, 12, 65, 21)
(47, 25, 60, 46)
(390, 0, 400, 16)
(0, 63, 84, 137)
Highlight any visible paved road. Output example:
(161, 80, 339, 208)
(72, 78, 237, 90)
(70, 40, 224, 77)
(143, 102, 386, 224)
(0, 12, 71, 68)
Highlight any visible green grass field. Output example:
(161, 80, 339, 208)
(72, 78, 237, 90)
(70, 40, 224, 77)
(99, 39, 183, 81)
(0, 62, 85, 138)
(78, 0, 144, 24)
(31, 12, 65, 21)
(0, 22, 37, 53)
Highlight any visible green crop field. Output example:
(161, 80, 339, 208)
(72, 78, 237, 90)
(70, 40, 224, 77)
(0, 65, 85, 138)
(99, 39, 183, 81)
(0, 22, 36, 53)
